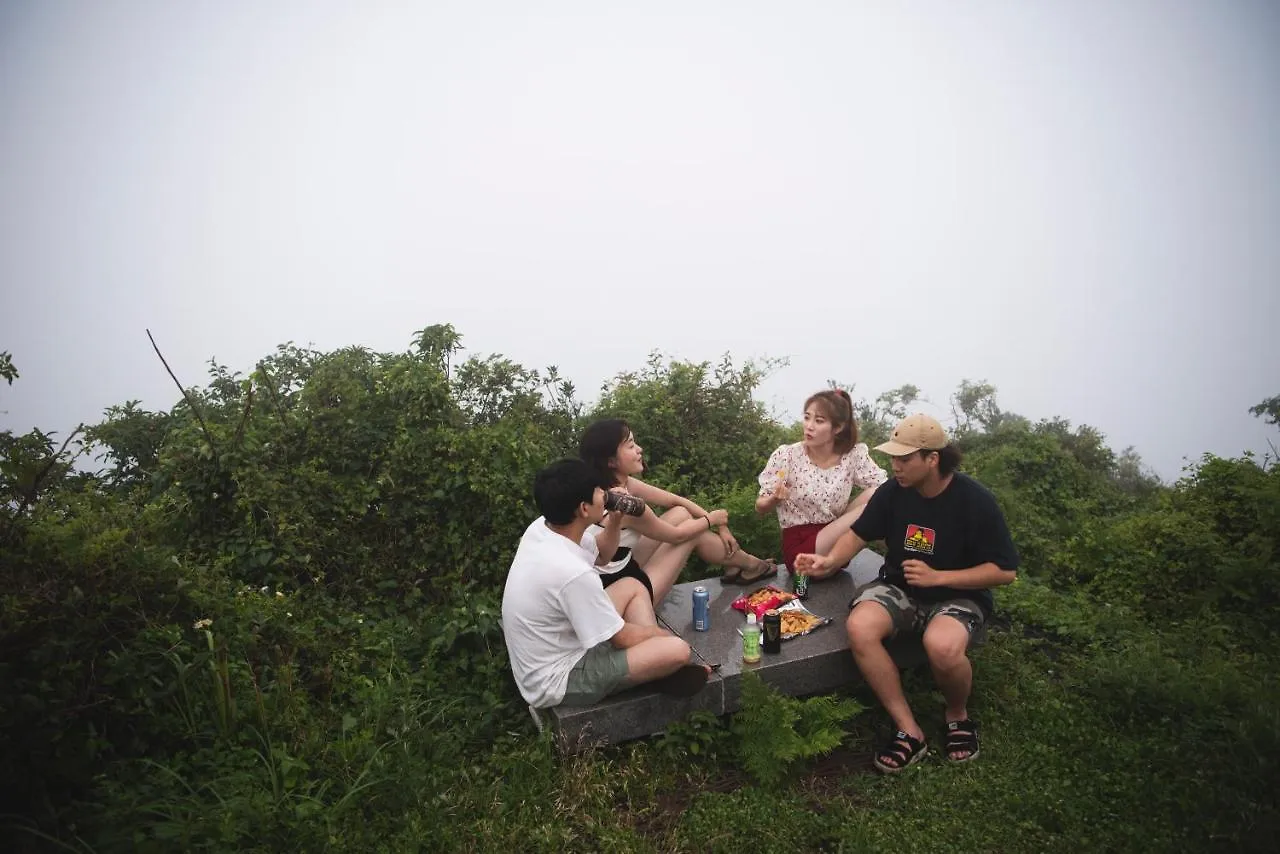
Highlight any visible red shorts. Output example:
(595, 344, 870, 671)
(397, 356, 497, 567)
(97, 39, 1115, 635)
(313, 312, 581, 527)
(781, 523, 827, 572)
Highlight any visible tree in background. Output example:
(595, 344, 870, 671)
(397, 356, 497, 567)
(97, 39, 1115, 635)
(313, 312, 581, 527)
(1250, 394, 1280, 428)
(1, 351, 86, 538)
(1251, 394, 1280, 469)
(0, 350, 16, 386)
(590, 352, 790, 497)
(844, 382, 922, 447)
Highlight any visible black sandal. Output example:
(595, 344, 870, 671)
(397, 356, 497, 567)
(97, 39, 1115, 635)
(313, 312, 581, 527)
(652, 664, 710, 697)
(944, 719, 980, 763)
(873, 730, 928, 774)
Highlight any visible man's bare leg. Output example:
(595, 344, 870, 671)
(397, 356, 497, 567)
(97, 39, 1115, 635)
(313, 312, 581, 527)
(847, 602, 924, 742)
(922, 615, 974, 760)
(624, 635, 695, 684)
(606, 577, 709, 687)
(606, 577, 657, 626)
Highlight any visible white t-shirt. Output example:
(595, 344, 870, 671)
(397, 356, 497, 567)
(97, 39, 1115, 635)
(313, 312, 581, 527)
(501, 517, 627, 708)
(584, 524, 641, 573)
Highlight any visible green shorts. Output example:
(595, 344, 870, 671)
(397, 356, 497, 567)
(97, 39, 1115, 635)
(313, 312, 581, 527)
(851, 581, 987, 638)
(560, 641, 630, 706)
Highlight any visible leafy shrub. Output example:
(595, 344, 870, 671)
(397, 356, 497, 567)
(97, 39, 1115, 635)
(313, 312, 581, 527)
(655, 710, 734, 763)
(88, 328, 576, 604)
(5, 336, 1279, 851)
(590, 352, 790, 496)
(0, 485, 196, 828)
(730, 671, 862, 786)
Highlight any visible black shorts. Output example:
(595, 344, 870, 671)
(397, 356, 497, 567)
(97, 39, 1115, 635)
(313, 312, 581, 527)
(599, 548, 655, 601)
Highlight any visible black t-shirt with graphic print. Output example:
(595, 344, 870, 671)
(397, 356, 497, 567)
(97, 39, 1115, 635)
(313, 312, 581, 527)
(851, 472, 1019, 615)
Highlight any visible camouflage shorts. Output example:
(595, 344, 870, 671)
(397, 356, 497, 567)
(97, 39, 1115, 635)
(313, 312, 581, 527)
(850, 581, 987, 637)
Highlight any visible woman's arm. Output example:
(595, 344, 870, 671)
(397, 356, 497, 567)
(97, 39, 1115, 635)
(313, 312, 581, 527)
(755, 445, 791, 515)
(840, 483, 879, 516)
(814, 485, 878, 556)
(755, 479, 788, 514)
(813, 459, 882, 554)
(627, 504, 729, 544)
(592, 506, 626, 565)
(626, 477, 707, 517)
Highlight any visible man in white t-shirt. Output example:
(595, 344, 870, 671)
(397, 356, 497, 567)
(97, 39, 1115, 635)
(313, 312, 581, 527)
(502, 459, 710, 709)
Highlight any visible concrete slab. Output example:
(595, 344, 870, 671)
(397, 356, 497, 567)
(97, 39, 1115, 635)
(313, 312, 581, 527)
(547, 550, 938, 749)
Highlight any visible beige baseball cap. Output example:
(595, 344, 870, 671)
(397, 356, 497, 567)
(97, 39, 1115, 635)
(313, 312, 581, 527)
(874, 413, 949, 456)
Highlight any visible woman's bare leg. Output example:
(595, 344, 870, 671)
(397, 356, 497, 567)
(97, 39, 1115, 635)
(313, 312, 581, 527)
(719, 545, 773, 573)
(640, 538, 699, 604)
(632, 507, 772, 585)
(631, 506, 693, 567)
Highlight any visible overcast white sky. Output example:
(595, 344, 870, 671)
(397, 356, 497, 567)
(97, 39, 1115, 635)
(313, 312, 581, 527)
(1, 0, 1277, 479)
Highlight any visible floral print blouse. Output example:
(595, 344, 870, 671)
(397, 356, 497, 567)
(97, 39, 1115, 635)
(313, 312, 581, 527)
(757, 442, 888, 528)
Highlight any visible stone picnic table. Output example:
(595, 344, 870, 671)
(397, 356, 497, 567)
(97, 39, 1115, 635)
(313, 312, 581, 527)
(537, 550, 937, 750)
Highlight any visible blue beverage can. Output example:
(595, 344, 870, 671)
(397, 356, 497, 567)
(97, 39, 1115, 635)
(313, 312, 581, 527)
(692, 586, 710, 631)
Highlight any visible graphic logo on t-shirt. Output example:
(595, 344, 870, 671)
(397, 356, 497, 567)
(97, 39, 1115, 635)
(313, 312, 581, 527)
(904, 524, 936, 555)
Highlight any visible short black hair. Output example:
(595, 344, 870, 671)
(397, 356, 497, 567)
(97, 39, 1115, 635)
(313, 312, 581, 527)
(919, 444, 963, 477)
(534, 459, 606, 525)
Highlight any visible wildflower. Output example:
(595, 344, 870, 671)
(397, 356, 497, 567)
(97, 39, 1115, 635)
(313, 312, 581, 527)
(356, 618, 363, 624)
(259, 586, 269, 594)
(275, 591, 284, 598)
(286, 612, 293, 618)
(193, 618, 213, 630)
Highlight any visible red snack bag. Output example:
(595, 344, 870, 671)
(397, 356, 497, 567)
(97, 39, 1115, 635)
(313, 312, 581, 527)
(731, 585, 797, 619)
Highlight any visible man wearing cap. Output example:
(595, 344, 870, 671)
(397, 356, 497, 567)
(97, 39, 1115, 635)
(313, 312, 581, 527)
(795, 414, 1018, 773)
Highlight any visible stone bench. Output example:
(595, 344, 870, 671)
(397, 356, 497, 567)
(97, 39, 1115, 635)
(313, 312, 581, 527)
(540, 550, 959, 750)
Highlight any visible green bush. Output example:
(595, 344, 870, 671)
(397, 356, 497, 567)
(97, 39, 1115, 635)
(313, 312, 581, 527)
(0, 484, 195, 826)
(4, 336, 1279, 851)
(730, 671, 862, 786)
(590, 352, 791, 496)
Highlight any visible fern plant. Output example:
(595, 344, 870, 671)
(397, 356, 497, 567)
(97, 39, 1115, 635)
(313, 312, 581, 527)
(730, 671, 863, 786)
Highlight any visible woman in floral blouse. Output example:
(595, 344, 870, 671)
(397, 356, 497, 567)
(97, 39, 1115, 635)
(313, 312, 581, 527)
(756, 389, 887, 573)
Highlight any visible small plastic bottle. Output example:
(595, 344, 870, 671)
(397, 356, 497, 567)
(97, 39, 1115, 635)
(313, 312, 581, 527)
(742, 612, 761, 664)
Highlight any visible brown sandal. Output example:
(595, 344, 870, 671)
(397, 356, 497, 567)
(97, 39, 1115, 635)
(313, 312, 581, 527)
(735, 559, 776, 585)
(719, 564, 743, 584)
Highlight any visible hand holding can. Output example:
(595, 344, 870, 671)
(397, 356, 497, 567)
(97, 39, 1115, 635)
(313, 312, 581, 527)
(603, 491, 646, 516)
